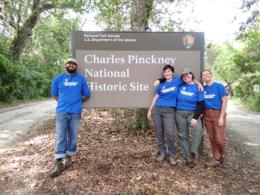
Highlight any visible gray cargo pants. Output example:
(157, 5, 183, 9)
(176, 109, 203, 157)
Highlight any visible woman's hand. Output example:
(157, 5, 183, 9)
(194, 79, 204, 92)
(218, 117, 224, 127)
(147, 94, 159, 121)
(198, 83, 204, 92)
(147, 110, 152, 120)
(190, 119, 197, 127)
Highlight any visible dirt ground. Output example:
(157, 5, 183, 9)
(0, 109, 259, 195)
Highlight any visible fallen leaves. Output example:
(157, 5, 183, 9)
(0, 109, 259, 194)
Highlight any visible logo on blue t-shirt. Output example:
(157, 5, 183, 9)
(176, 83, 204, 111)
(161, 86, 176, 94)
(155, 76, 182, 107)
(180, 89, 194, 96)
(51, 73, 90, 113)
(63, 79, 78, 87)
(204, 91, 216, 99)
(204, 82, 227, 110)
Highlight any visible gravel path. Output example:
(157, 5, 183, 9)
(227, 100, 260, 162)
(0, 99, 56, 150)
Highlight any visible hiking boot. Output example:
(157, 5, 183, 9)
(64, 155, 73, 169)
(218, 156, 224, 166)
(187, 161, 196, 168)
(49, 159, 65, 178)
(169, 156, 177, 166)
(185, 156, 196, 168)
(205, 159, 221, 168)
(185, 160, 196, 168)
(157, 154, 166, 162)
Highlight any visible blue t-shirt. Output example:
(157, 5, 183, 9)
(177, 83, 204, 111)
(51, 73, 90, 113)
(204, 82, 228, 110)
(155, 76, 183, 107)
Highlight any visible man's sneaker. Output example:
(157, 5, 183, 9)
(49, 160, 65, 178)
(64, 155, 73, 169)
(169, 156, 177, 166)
(157, 154, 165, 162)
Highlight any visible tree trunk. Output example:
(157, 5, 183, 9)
(131, 0, 153, 129)
(131, 0, 147, 31)
(9, 9, 39, 60)
(7, 0, 55, 60)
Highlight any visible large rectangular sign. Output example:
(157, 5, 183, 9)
(72, 31, 204, 108)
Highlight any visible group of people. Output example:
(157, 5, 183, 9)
(49, 58, 228, 178)
(147, 64, 228, 168)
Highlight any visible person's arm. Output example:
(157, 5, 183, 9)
(191, 101, 204, 127)
(147, 94, 159, 120)
(81, 77, 90, 103)
(51, 76, 59, 101)
(194, 79, 204, 92)
(154, 78, 166, 87)
(218, 95, 228, 126)
(82, 96, 88, 102)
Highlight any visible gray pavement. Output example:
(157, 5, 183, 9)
(0, 99, 56, 150)
(227, 100, 260, 162)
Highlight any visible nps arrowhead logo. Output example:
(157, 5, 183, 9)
(182, 35, 195, 49)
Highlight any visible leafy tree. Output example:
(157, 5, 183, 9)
(236, 27, 260, 73)
(93, 0, 192, 32)
(234, 26, 260, 109)
(0, 10, 81, 103)
(209, 43, 240, 94)
(94, 0, 131, 31)
(1, 0, 85, 60)
(0, 53, 16, 101)
(23, 14, 80, 67)
(209, 12, 260, 110)
(239, 0, 259, 31)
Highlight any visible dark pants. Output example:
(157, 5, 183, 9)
(152, 106, 176, 157)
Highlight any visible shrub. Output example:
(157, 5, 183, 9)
(0, 53, 58, 102)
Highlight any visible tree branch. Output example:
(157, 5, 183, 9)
(0, 1, 17, 29)
(40, 3, 55, 12)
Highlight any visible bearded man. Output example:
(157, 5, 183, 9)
(49, 58, 90, 178)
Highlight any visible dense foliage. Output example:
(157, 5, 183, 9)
(206, 20, 260, 111)
(234, 27, 260, 111)
(0, 53, 55, 102)
(0, 14, 80, 103)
